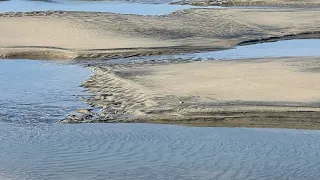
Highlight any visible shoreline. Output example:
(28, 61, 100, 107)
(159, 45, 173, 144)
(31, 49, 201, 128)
(1, 32, 320, 61)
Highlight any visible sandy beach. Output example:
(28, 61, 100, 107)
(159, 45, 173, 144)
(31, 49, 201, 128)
(0, 8, 320, 60)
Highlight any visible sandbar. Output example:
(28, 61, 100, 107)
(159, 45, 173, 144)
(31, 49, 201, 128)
(0, 9, 320, 60)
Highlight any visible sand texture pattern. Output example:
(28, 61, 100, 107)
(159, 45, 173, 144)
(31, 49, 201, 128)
(62, 57, 320, 129)
(0, 9, 320, 60)
(171, 0, 320, 8)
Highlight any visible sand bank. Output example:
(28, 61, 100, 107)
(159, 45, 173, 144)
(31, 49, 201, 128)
(171, 0, 320, 8)
(0, 9, 320, 60)
(62, 57, 320, 129)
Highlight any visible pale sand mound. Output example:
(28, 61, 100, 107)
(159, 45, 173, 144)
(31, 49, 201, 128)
(0, 18, 175, 49)
(72, 57, 320, 128)
(174, 0, 320, 7)
(1, 9, 320, 60)
(135, 59, 320, 102)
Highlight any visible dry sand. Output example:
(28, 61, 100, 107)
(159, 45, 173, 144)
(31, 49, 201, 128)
(136, 59, 320, 102)
(64, 57, 320, 129)
(0, 9, 320, 60)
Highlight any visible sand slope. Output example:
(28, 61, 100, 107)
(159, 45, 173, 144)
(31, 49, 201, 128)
(137, 59, 320, 102)
(66, 57, 320, 129)
(0, 9, 320, 60)
(172, 0, 320, 7)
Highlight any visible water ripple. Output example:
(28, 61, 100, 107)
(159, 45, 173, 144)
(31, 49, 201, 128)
(1, 123, 320, 179)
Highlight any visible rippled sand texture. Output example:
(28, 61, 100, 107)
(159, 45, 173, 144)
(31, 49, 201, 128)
(1, 123, 320, 180)
(0, 8, 320, 60)
(76, 57, 320, 129)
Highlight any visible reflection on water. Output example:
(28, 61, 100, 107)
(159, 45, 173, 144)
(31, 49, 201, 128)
(193, 39, 320, 60)
(106, 39, 320, 64)
(0, 0, 220, 15)
(1, 123, 320, 180)
(0, 60, 91, 124)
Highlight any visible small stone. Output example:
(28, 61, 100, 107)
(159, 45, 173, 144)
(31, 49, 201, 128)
(76, 109, 92, 115)
(98, 112, 106, 117)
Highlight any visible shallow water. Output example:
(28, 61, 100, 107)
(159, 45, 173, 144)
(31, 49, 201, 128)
(107, 39, 320, 64)
(0, 60, 91, 124)
(194, 39, 320, 60)
(0, 0, 220, 15)
(1, 123, 320, 180)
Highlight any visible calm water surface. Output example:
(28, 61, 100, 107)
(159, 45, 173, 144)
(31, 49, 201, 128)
(0, 0, 220, 15)
(108, 39, 320, 64)
(193, 39, 320, 60)
(1, 123, 320, 180)
(0, 60, 91, 124)
(1, 41, 320, 179)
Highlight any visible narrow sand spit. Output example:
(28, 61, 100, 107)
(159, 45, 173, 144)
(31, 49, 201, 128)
(171, 0, 320, 8)
(63, 57, 320, 129)
(0, 9, 320, 60)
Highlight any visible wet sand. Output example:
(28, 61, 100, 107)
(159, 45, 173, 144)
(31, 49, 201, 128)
(62, 57, 320, 129)
(0, 8, 320, 60)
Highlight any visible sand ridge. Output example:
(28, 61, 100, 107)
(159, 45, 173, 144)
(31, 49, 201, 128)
(0, 9, 320, 60)
(171, 0, 320, 8)
(62, 57, 320, 129)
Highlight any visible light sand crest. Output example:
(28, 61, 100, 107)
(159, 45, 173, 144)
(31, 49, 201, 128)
(1, 9, 320, 60)
(64, 57, 320, 129)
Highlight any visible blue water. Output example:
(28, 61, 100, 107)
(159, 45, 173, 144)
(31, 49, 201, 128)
(193, 39, 320, 60)
(1, 123, 320, 180)
(107, 39, 320, 64)
(0, 0, 221, 15)
(0, 60, 91, 124)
